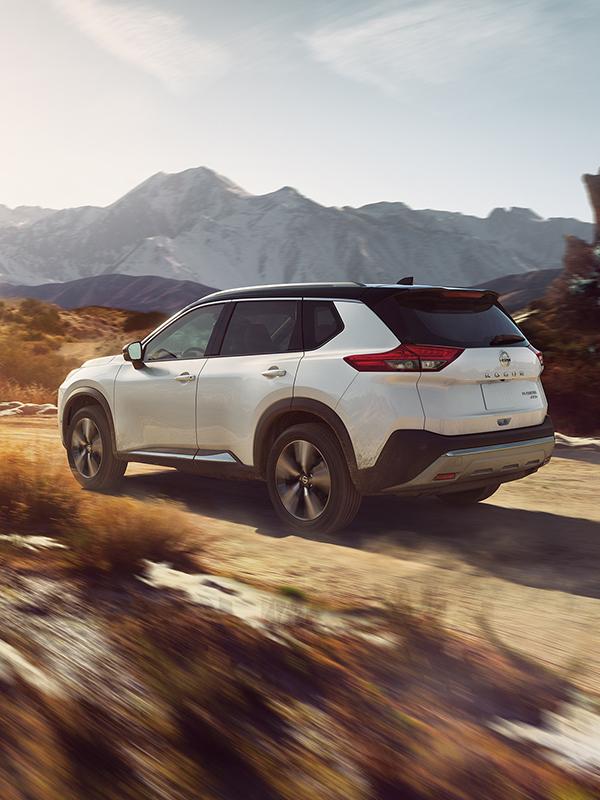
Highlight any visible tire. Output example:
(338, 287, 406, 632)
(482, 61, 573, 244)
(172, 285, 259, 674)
(437, 482, 500, 506)
(266, 423, 362, 534)
(66, 405, 126, 491)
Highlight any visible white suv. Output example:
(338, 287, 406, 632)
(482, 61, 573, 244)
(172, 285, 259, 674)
(58, 283, 554, 533)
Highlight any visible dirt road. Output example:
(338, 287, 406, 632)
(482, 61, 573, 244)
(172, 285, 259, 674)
(3, 417, 600, 691)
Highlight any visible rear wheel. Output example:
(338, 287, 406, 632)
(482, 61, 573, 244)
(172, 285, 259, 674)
(266, 423, 362, 534)
(67, 405, 126, 490)
(437, 482, 500, 506)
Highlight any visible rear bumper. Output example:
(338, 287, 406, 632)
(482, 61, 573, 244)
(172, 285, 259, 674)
(356, 416, 555, 494)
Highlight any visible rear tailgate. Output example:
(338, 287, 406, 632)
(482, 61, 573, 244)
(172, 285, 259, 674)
(370, 288, 547, 436)
(416, 345, 546, 435)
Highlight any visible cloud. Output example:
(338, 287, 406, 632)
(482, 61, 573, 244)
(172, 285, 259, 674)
(51, 0, 230, 91)
(302, 0, 569, 94)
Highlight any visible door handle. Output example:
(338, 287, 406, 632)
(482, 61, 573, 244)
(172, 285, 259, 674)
(175, 372, 196, 383)
(262, 366, 287, 378)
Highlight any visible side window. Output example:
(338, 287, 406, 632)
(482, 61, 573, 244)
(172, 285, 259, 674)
(303, 301, 344, 349)
(220, 300, 300, 356)
(144, 304, 224, 362)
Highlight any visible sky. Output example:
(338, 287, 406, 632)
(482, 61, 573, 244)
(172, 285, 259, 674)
(1, 0, 599, 220)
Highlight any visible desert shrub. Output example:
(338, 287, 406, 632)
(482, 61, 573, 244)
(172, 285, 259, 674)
(66, 495, 195, 577)
(0, 444, 198, 577)
(0, 307, 16, 322)
(520, 311, 600, 435)
(18, 298, 46, 316)
(0, 446, 74, 535)
(0, 377, 51, 403)
(0, 333, 73, 394)
(123, 310, 167, 334)
(32, 307, 65, 335)
(6, 298, 69, 337)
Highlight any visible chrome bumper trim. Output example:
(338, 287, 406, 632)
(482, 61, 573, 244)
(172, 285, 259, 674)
(444, 435, 555, 458)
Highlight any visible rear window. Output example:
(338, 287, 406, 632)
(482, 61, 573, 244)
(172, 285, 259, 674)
(371, 291, 528, 348)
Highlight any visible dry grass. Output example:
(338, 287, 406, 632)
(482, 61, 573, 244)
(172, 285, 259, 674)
(67, 495, 194, 577)
(0, 377, 53, 404)
(0, 443, 199, 577)
(0, 445, 75, 535)
(0, 336, 74, 397)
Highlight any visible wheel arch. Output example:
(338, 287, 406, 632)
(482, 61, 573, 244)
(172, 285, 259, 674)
(253, 398, 358, 484)
(61, 388, 116, 452)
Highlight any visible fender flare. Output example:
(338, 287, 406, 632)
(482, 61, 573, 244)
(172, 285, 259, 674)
(253, 397, 358, 481)
(61, 387, 117, 452)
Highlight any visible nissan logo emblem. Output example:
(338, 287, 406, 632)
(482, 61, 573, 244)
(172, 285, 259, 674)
(499, 351, 511, 368)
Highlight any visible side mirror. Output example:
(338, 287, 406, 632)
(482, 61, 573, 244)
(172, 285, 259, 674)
(123, 341, 144, 367)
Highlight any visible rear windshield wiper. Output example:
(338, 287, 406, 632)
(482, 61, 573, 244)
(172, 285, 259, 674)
(489, 334, 525, 345)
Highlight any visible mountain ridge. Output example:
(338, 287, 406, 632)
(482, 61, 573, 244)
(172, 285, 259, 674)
(0, 268, 560, 314)
(0, 273, 216, 314)
(0, 166, 593, 288)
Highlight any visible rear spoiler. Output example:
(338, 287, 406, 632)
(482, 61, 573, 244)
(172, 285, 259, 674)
(392, 286, 500, 308)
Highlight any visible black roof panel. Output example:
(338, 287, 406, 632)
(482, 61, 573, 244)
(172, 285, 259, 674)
(188, 282, 497, 307)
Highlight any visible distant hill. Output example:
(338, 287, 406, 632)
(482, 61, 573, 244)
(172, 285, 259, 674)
(0, 268, 563, 314)
(0, 166, 593, 289)
(474, 268, 561, 311)
(0, 273, 216, 313)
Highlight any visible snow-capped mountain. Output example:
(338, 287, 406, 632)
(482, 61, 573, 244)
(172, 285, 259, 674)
(0, 204, 56, 229)
(0, 167, 592, 288)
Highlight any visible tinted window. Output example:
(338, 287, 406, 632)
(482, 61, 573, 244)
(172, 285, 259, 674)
(303, 301, 343, 349)
(221, 300, 300, 356)
(145, 304, 223, 361)
(373, 292, 527, 348)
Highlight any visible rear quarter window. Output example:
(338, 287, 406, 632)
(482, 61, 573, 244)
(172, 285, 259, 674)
(303, 301, 344, 349)
(371, 292, 528, 348)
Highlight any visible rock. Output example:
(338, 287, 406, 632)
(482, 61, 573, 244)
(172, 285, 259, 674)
(0, 401, 57, 417)
(19, 403, 46, 416)
(0, 639, 63, 696)
(36, 404, 58, 416)
(554, 433, 600, 451)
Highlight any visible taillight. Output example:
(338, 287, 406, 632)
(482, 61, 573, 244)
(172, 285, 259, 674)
(343, 344, 463, 372)
(529, 345, 544, 371)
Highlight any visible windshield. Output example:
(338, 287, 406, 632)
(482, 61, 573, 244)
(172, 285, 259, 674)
(371, 292, 528, 348)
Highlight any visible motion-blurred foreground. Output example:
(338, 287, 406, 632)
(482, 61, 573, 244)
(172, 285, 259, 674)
(1, 441, 600, 800)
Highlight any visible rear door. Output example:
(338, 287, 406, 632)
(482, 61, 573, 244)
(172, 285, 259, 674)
(371, 290, 547, 435)
(195, 299, 303, 464)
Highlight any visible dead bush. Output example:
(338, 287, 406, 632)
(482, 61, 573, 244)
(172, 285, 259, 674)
(66, 495, 196, 577)
(0, 377, 52, 404)
(0, 446, 75, 535)
(0, 444, 199, 577)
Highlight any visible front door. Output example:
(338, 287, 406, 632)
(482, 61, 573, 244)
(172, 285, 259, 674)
(114, 303, 225, 453)
(195, 299, 303, 465)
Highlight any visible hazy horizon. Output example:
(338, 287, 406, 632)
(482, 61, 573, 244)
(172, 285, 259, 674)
(2, 0, 599, 221)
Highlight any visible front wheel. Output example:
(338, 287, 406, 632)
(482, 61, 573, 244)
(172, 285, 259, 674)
(437, 482, 500, 506)
(67, 405, 126, 490)
(266, 423, 362, 534)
